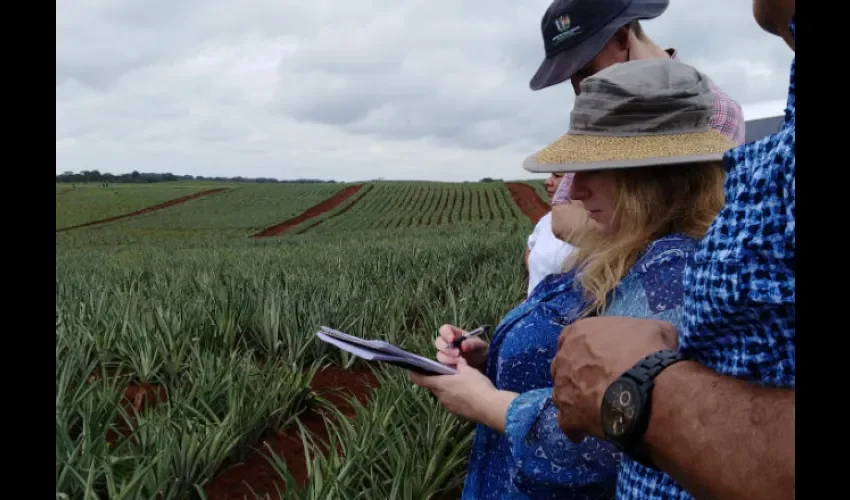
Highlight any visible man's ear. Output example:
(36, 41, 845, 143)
(613, 25, 631, 51)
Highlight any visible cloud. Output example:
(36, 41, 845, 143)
(56, 0, 795, 182)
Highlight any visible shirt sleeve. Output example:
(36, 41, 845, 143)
(504, 388, 622, 495)
(551, 173, 574, 205)
(503, 242, 692, 495)
(527, 217, 543, 249)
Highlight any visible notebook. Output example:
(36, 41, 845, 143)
(315, 326, 457, 375)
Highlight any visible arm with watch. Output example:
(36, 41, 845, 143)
(551, 317, 795, 500)
(497, 261, 690, 496)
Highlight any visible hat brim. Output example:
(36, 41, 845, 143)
(530, 0, 670, 91)
(522, 129, 736, 173)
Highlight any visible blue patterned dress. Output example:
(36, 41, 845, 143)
(461, 233, 699, 499)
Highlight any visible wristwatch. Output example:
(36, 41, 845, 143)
(599, 349, 686, 468)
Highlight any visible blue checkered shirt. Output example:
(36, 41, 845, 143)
(615, 18, 796, 500)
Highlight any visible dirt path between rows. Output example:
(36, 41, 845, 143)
(505, 182, 549, 225)
(250, 184, 365, 238)
(295, 184, 373, 235)
(203, 368, 380, 499)
(56, 188, 230, 232)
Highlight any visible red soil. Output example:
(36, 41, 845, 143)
(56, 188, 229, 232)
(108, 383, 168, 446)
(505, 183, 549, 224)
(203, 367, 379, 500)
(85, 372, 169, 445)
(250, 185, 365, 238)
(122, 382, 168, 413)
(445, 487, 463, 499)
(295, 184, 373, 235)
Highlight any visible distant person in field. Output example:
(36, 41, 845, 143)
(524, 172, 575, 296)
(529, 0, 746, 242)
(412, 59, 733, 498)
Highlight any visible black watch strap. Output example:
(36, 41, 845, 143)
(618, 349, 686, 468)
(623, 349, 685, 391)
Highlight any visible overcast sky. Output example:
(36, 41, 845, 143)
(56, 0, 795, 183)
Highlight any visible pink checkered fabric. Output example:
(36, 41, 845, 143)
(552, 173, 575, 205)
(705, 78, 746, 146)
(551, 49, 745, 205)
(667, 48, 745, 146)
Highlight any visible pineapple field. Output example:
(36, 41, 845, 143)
(55, 180, 549, 499)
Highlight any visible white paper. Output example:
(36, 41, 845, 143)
(316, 327, 457, 375)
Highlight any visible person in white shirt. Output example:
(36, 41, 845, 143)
(524, 173, 576, 296)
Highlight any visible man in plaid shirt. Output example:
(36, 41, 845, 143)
(549, 1, 795, 499)
(529, 0, 745, 234)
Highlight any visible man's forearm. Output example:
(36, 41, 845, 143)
(642, 361, 795, 500)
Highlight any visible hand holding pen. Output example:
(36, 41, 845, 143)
(434, 324, 490, 372)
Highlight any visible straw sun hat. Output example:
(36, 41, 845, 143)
(523, 58, 737, 173)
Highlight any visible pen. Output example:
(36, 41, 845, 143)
(450, 324, 490, 349)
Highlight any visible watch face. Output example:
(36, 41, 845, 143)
(601, 378, 643, 439)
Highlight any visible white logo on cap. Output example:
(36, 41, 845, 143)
(552, 14, 582, 43)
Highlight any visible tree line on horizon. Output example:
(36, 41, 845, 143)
(57, 170, 510, 186)
(56, 170, 337, 185)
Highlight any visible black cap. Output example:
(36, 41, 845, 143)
(530, 0, 670, 91)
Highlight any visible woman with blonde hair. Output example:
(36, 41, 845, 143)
(412, 58, 733, 499)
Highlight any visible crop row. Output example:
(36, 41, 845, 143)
(291, 182, 530, 234)
(55, 183, 223, 230)
(55, 181, 548, 243)
(56, 228, 529, 499)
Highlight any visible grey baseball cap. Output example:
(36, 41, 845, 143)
(523, 58, 737, 173)
(530, 0, 670, 91)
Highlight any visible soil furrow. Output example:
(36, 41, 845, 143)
(203, 368, 379, 499)
(294, 184, 373, 235)
(250, 184, 365, 238)
(56, 188, 230, 232)
(505, 182, 549, 224)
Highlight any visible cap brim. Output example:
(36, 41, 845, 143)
(529, 1, 671, 91)
(529, 26, 613, 91)
(522, 129, 736, 173)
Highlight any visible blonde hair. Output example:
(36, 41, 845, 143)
(564, 161, 726, 317)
